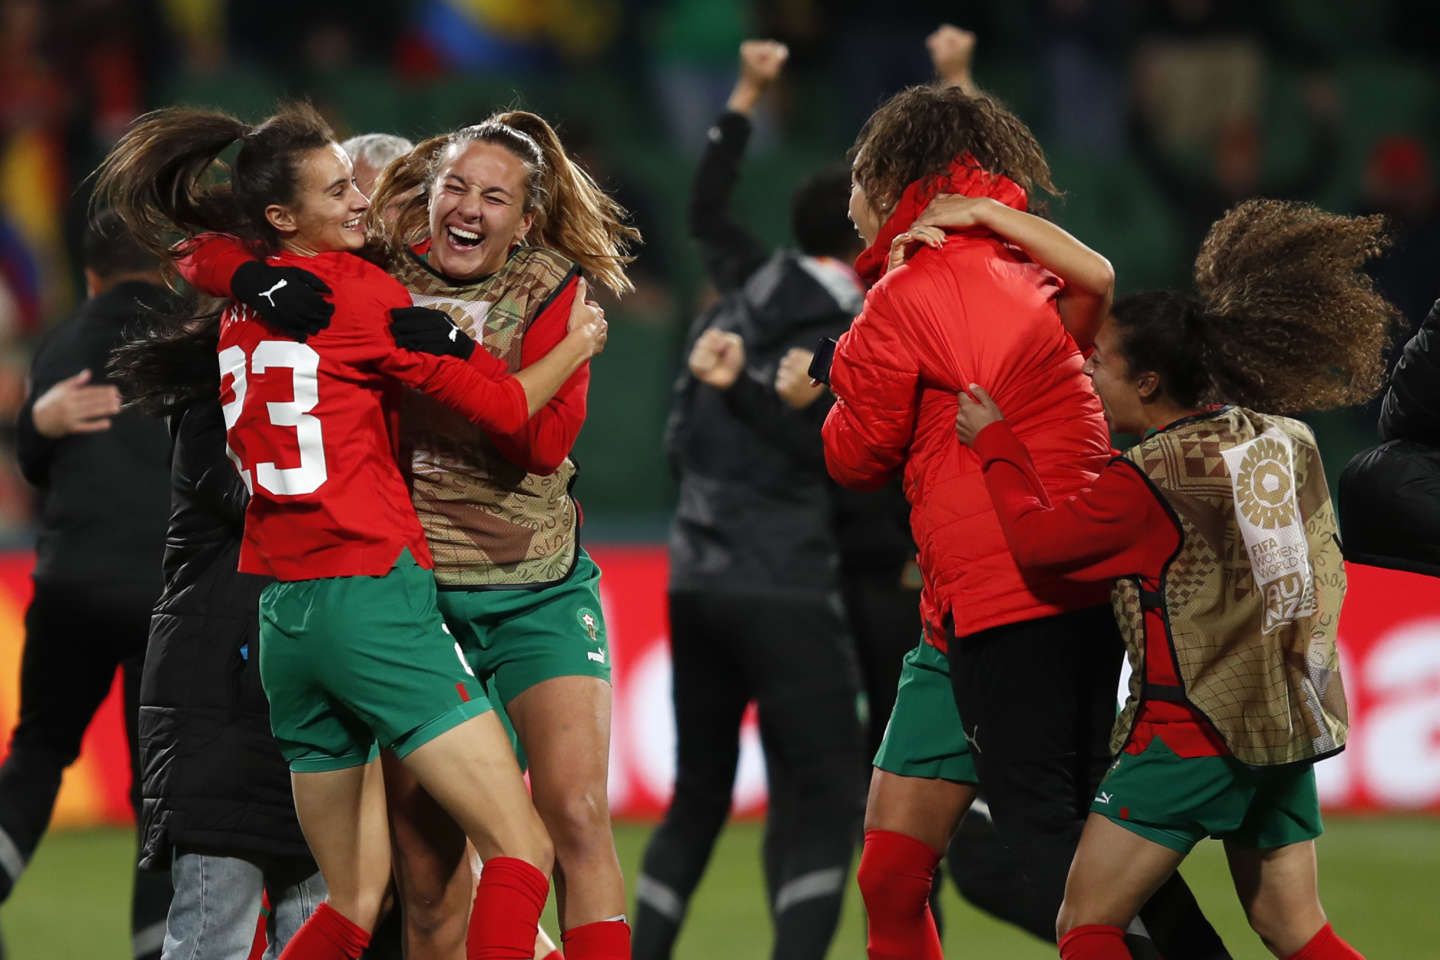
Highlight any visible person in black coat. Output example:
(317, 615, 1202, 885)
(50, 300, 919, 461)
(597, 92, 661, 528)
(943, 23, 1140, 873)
(110, 245, 335, 959)
(2, 211, 174, 959)
(1340, 297, 1440, 577)
(634, 41, 868, 960)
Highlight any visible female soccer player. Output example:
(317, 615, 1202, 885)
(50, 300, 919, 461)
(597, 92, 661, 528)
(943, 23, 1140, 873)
(183, 112, 638, 960)
(93, 102, 606, 960)
(374, 114, 636, 960)
(824, 84, 1225, 960)
(952, 199, 1387, 960)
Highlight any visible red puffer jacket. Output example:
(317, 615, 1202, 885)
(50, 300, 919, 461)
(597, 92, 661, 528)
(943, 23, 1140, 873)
(822, 158, 1112, 650)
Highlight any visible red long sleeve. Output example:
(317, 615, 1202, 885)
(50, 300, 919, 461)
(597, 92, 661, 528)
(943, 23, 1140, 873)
(174, 234, 255, 296)
(971, 420, 1176, 580)
(484, 274, 589, 475)
(974, 421, 1227, 757)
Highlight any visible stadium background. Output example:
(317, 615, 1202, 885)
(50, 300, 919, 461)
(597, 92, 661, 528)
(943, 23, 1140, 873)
(0, 0, 1437, 956)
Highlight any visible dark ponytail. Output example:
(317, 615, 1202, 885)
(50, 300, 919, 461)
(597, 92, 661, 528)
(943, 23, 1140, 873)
(94, 101, 338, 415)
(92, 101, 336, 260)
(109, 309, 220, 418)
(91, 108, 250, 262)
(1112, 200, 1399, 416)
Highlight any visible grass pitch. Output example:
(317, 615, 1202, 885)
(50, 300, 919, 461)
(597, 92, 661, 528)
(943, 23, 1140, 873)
(3, 817, 1436, 958)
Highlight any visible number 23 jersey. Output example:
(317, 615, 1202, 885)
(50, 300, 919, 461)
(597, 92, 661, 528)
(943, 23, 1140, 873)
(212, 250, 530, 581)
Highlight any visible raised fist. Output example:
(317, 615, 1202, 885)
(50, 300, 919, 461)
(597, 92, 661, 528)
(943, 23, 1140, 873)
(739, 40, 789, 87)
(927, 24, 976, 87)
(688, 328, 746, 389)
(775, 348, 826, 409)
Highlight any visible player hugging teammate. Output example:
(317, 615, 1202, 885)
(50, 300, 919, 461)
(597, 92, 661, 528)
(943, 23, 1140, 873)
(92, 101, 616, 960)
(949, 199, 1390, 960)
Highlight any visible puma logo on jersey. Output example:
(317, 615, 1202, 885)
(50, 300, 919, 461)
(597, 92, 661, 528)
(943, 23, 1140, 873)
(260, 279, 288, 307)
(1096, 791, 1114, 805)
(448, 325, 460, 342)
(964, 724, 982, 754)
(587, 649, 607, 664)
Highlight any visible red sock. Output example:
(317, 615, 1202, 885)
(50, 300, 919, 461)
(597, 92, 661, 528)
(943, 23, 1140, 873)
(1058, 924, 1130, 960)
(1287, 924, 1364, 960)
(466, 857, 550, 960)
(562, 919, 630, 959)
(276, 903, 371, 960)
(856, 830, 943, 960)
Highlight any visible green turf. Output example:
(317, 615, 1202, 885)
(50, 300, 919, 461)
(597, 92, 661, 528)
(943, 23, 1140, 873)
(2, 817, 1436, 958)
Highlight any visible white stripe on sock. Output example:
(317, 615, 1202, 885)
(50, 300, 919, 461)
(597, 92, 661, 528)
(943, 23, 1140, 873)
(635, 875, 685, 922)
(132, 919, 167, 959)
(0, 825, 26, 887)
(774, 867, 846, 915)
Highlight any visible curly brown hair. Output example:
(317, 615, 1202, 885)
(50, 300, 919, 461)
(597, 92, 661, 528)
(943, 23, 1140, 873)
(849, 85, 1058, 216)
(1113, 199, 1398, 415)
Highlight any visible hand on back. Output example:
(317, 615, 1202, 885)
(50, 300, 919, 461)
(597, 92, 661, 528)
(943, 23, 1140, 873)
(955, 384, 1004, 446)
(31, 369, 121, 438)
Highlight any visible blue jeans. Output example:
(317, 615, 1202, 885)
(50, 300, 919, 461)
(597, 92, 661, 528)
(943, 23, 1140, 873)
(162, 853, 325, 960)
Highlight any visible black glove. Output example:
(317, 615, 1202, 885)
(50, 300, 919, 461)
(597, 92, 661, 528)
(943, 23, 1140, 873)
(390, 306, 476, 360)
(230, 261, 333, 341)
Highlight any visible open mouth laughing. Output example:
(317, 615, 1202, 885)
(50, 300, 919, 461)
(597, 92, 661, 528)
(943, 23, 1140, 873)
(446, 225, 483, 250)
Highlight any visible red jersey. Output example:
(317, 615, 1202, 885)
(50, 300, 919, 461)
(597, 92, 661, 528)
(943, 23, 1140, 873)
(177, 247, 529, 580)
(971, 420, 1228, 758)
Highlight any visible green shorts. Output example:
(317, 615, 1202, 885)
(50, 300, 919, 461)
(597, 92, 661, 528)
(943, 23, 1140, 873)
(1093, 738, 1323, 854)
(259, 549, 492, 773)
(872, 639, 978, 784)
(437, 548, 610, 709)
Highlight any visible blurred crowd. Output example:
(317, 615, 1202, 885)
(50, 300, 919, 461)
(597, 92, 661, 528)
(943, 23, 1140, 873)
(1, 0, 1438, 536)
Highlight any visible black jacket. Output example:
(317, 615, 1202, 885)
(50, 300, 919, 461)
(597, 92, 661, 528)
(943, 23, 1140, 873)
(16, 281, 172, 590)
(137, 398, 310, 869)
(665, 110, 913, 594)
(1339, 298, 1440, 577)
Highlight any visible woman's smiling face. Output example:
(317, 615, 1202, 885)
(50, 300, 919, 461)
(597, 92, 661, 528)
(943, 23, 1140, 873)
(427, 140, 536, 280)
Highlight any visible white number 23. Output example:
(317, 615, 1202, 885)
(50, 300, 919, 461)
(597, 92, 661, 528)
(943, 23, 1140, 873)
(219, 340, 329, 496)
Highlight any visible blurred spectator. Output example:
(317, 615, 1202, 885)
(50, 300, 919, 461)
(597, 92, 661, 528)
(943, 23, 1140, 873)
(638, 40, 865, 960)
(824, 2, 1001, 137)
(0, 210, 173, 959)
(1359, 136, 1440, 334)
(1128, 75, 1341, 259)
(1040, 0, 1129, 154)
(1131, 0, 1265, 148)
(648, 0, 748, 152)
(340, 132, 414, 197)
(0, 0, 76, 325)
(562, 120, 675, 316)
